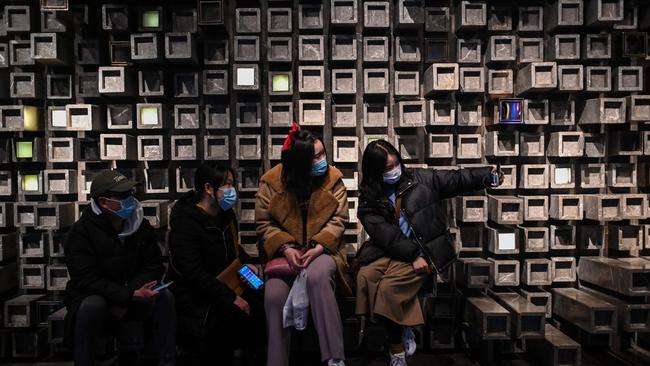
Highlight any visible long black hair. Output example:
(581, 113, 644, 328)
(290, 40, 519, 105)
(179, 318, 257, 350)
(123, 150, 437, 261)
(194, 161, 236, 200)
(281, 129, 327, 192)
(359, 140, 404, 200)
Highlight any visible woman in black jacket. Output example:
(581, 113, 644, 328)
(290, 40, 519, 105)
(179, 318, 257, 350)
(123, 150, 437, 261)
(355, 140, 502, 365)
(167, 162, 265, 365)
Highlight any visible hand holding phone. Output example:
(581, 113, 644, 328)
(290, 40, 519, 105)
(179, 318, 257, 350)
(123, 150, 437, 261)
(238, 265, 264, 290)
(153, 281, 173, 292)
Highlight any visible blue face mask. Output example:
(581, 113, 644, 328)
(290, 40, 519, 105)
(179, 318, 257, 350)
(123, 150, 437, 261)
(383, 164, 402, 185)
(311, 158, 328, 176)
(106, 196, 138, 219)
(217, 187, 237, 211)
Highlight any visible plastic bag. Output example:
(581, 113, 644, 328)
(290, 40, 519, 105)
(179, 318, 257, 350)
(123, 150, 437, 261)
(282, 270, 310, 330)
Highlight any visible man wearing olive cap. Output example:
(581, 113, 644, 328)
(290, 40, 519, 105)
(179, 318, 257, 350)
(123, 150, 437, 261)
(63, 170, 176, 366)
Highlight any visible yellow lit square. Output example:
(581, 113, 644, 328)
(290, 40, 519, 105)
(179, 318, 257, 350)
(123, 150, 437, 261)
(142, 11, 160, 28)
(22, 174, 39, 191)
(141, 107, 159, 125)
(16, 141, 33, 159)
(272, 74, 290, 92)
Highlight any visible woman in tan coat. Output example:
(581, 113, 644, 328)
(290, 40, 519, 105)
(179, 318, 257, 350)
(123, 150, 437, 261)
(255, 125, 349, 366)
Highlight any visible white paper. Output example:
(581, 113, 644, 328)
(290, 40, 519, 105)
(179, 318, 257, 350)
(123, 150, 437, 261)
(237, 68, 255, 86)
(498, 232, 516, 250)
(555, 167, 571, 185)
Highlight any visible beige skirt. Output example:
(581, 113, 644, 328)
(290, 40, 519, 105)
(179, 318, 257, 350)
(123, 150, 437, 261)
(355, 256, 429, 327)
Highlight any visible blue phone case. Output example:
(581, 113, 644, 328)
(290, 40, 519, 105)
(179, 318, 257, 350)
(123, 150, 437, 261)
(239, 266, 264, 289)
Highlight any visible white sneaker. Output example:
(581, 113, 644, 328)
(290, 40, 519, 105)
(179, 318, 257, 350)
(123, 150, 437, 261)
(328, 359, 345, 366)
(402, 327, 416, 357)
(389, 352, 407, 366)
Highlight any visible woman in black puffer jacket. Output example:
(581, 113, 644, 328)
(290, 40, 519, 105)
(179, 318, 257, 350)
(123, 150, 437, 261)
(355, 140, 502, 365)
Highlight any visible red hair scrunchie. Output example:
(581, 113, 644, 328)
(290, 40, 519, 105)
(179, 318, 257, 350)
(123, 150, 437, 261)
(281, 122, 301, 151)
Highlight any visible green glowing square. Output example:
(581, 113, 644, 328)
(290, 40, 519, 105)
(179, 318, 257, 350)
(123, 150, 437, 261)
(272, 74, 290, 92)
(16, 141, 33, 159)
(142, 11, 160, 28)
(22, 174, 39, 191)
(141, 107, 159, 125)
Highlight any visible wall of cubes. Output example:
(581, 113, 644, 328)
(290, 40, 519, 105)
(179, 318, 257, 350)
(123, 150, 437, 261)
(0, 0, 650, 362)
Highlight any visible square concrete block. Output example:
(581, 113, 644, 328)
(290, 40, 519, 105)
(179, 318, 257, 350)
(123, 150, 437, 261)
(520, 164, 549, 189)
(580, 163, 606, 188)
(520, 290, 552, 319)
(331, 0, 358, 26)
(424, 63, 459, 94)
(363, 36, 389, 63)
(4, 294, 44, 328)
(10, 72, 43, 99)
(233, 64, 259, 91)
(100, 134, 135, 161)
(268, 71, 292, 96)
(144, 169, 169, 194)
(519, 133, 544, 157)
(63, 104, 100, 131)
(585, 66, 611, 91)
(493, 165, 517, 190)
(364, 1, 390, 28)
(198, 1, 223, 25)
(518, 6, 544, 31)
(334, 137, 359, 163)
(456, 196, 487, 222)
(586, 0, 623, 26)
(518, 38, 544, 63)
(488, 195, 523, 225)
(549, 34, 580, 61)
(170, 8, 197, 33)
(428, 100, 455, 126)
(546, 0, 584, 30)
(425, 7, 450, 32)
(487, 36, 516, 63)
(397, 0, 423, 26)
(267, 7, 292, 33)
(578, 225, 604, 249)
(550, 100, 575, 125)
(427, 134, 454, 159)
(523, 258, 552, 285)
(19, 232, 48, 257)
(174, 72, 199, 98)
(455, 258, 493, 288)
(76, 72, 99, 97)
(395, 37, 421, 63)
(457, 101, 482, 126)
(203, 69, 228, 95)
(519, 226, 549, 252)
(10, 40, 35, 66)
(488, 69, 513, 95)
(30, 33, 71, 64)
(266, 135, 285, 161)
(332, 104, 356, 128)
(394, 71, 419, 96)
(584, 194, 622, 221)
(488, 5, 513, 31)
(164, 32, 197, 63)
(459, 67, 485, 93)
(137, 103, 167, 129)
(628, 95, 650, 122)
(0, 106, 41, 132)
(233, 36, 259, 62)
(547, 132, 584, 157)
(98, 66, 133, 95)
(583, 134, 605, 159)
(524, 99, 549, 124)
(174, 105, 200, 129)
(203, 135, 229, 160)
(557, 65, 583, 91)
(488, 227, 519, 254)
(516, 62, 557, 94)
(608, 225, 642, 251)
(236, 103, 261, 128)
(425, 38, 449, 63)
(622, 32, 646, 57)
(579, 98, 625, 124)
(550, 164, 576, 188)
(457, 226, 484, 253)
(551, 257, 576, 282)
(47, 137, 77, 163)
(396, 134, 423, 161)
(139, 70, 164, 96)
(364, 103, 388, 127)
(486, 131, 519, 157)
(457, 39, 482, 64)
(522, 195, 549, 221)
(455, 1, 487, 31)
(171, 135, 198, 160)
(622, 194, 647, 220)
(550, 224, 576, 250)
(609, 131, 642, 156)
(101, 4, 129, 31)
(583, 34, 611, 59)
(615, 66, 643, 92)
(396, 101, 426, 128)
(298, 100, 325, 126)
(332, 69, 356, 95)
(299, 3, 323, 29)
(488, 258, 520, 287)
(299, 66, 324, 93)
(364, 68, 389, 94)
(607, 163, 637, 188)
(130, 33, 160, 63)
(204, 39, 228, 65)
(235, 8, 260, 33)
(234, 135, 261, 161)
(299, 35, 324, 62)
(267, 37, 292, 64)
(46, 265, 69, 291)
(456, 134, 482, 159)
(20, 264, 46, 290)
(614, 4, 638, 31)
(331, 35, 357, 61)
(550, 194, 583, 220)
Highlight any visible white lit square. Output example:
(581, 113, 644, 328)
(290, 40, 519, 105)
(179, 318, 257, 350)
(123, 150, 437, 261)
(498, 232, 516, 250)
(237, 68, 255, 86)
(555, 167, 571, 184)
(51, 110, 67, 127)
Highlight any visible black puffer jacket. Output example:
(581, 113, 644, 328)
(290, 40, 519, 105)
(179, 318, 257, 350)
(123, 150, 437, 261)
(357, 167, 492, 270)
(166, 191, 251, 338)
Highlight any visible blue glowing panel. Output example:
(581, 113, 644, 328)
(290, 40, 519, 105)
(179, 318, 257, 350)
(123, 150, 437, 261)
(499, 99, 523, 123)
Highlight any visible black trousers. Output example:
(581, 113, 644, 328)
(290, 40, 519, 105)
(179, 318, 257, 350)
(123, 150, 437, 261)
(73, 290, 177, 366)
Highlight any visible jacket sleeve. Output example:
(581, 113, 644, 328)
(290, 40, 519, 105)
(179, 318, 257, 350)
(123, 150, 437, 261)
(255, 181, 297, 258)
(169, 218, 237, 306)
(311, 179, 349, 254)
(64, 227, 133, 307)
(357, 202, 420, 262)
(126, 224, 165, 292)
(432, 166, 493, 199)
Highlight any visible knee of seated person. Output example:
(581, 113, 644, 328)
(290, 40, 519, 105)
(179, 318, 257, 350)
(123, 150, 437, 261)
(305, 270, 331, 290)
(264, 282, 288, 309)
(79, 295, 108, 316)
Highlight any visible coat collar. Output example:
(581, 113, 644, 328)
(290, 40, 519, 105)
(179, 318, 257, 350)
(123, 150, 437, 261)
(260, 163, 343, 194)
(397, 168, 418, 196)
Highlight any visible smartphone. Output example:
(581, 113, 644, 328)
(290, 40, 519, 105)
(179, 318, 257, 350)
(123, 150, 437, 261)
(491, 164, 500, 186)
(239, 265, 264, 290)
(153, 281, 173, 292)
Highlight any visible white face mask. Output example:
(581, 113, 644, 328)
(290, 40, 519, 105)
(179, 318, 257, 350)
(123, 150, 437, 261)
(383, 164, 402, 184)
